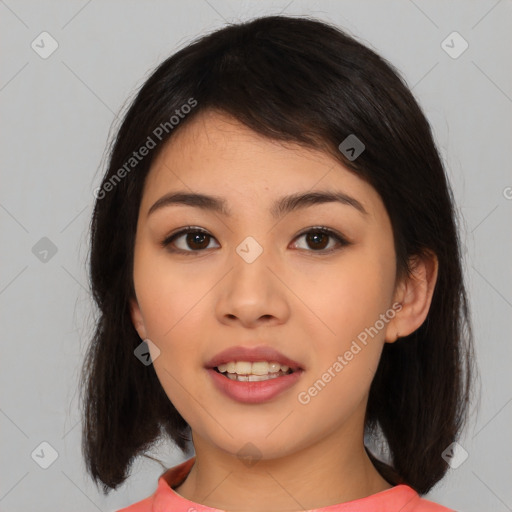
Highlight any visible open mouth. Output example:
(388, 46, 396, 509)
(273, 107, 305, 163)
(213, 365, 294, 382)
(206, 358, 304, 403)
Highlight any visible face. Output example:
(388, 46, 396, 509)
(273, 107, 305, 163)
(130, 110, 402, 462)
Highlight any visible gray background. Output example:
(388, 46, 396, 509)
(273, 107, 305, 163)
(1, 1, 511, 511)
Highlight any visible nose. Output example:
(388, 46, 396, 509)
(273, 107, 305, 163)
(215, 242, 290, 329)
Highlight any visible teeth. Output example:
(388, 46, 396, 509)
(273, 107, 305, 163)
(216, 361, 291, 375)
(225, 371, 287, 382)
(235, 361, 252, 374)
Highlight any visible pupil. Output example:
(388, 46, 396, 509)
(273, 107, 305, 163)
(188, 233, 209, 249)
(308, 232, 328, 250)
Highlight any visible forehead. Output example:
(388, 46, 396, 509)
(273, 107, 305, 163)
(141, 110, 383, 218)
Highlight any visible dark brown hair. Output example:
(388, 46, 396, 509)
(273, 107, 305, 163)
(80, 14, 475, 495)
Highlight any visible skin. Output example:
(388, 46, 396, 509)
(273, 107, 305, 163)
(130, 110, 438, 512)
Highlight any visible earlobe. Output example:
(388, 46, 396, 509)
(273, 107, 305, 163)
(129, 298, 147, 340)
(385, 251, 439, 343)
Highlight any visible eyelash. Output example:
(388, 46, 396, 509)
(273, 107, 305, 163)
(160, 226, 351, 256)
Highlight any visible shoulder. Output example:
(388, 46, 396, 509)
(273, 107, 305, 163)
(395, 486, 456, 512)
(114, 457, 196, 512)
(351, 484, 456, 512)
(412, 496, 456, 511)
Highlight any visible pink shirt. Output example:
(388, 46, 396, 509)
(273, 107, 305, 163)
(117, 457, 454, 512)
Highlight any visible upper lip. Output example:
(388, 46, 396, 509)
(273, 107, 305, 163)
(205, 345, 303, 371)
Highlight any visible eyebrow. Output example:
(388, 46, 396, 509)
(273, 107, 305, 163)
(147, 189, 368, 219)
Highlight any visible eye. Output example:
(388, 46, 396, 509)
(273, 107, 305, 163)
(161, 226, 351, 255)
(160, 227, 219, 254)
(291, 227, 351, 253)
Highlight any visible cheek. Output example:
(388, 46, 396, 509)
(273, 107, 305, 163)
(307, 250, 395, 350)
(294, 244, 396, 415)
(132, 248, 213, 386)
(133, 252, 210, 418)
(293, 255, 394, 428)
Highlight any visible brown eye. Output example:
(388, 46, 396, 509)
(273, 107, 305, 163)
(185, 232, 210, 250)
(305, 232, 329, 250)
(161, 227, 220, 254)
(293, 227, 350, 253)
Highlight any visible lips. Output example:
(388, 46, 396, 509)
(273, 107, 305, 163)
(204, 345, 304, 371)
(204, 345, 304, 404)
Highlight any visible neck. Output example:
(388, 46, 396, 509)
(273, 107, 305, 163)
(174, 429, 392, 511)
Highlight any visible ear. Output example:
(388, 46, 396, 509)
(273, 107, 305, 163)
(385, 251, 439, 343)
(130, 297, 148, 340)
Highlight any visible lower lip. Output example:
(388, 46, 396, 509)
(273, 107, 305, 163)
(206, 368, 304, 404)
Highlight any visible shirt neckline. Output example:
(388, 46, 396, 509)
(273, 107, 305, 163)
(153, 456, 424, 512)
